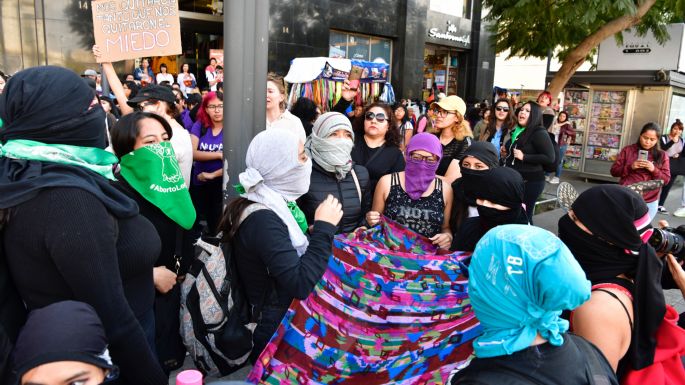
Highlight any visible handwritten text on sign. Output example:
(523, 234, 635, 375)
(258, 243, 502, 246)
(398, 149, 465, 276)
(92, 0, 182, 62)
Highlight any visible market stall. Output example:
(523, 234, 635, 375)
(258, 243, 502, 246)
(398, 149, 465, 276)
(284, 57, 394, 111)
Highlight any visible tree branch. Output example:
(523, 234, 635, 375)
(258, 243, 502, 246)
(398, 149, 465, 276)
(548, 0, 657, 96)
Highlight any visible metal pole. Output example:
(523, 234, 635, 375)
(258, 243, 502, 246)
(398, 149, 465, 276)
(223, 0, 269, 200)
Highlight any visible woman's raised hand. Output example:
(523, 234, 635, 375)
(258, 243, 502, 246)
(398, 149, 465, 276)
(314, 195, 343, 226)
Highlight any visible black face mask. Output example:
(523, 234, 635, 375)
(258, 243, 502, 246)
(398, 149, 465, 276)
(461, 168, 489, 205)
(477, 205, 523, 229)
(557, 214, 634, 281)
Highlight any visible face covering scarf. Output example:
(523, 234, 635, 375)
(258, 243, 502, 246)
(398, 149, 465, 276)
(306, 112, 355, 180)
(469, 225, 591, 358)
(119, 142, 196, 230)
(239, 129, 312, 256)
(404, 133, 442, 200)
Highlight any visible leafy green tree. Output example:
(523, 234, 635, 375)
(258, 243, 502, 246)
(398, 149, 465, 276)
(483, 0, 685, 96)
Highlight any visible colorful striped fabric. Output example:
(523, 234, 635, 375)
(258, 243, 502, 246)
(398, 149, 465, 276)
(247, 218, 481, 384)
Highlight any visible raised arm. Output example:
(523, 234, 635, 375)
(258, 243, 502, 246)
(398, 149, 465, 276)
(92, 45, 134, 116)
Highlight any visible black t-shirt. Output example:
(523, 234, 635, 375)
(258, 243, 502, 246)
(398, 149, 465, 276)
(351, 136, 405, 198)
(451, 334, 618, 385)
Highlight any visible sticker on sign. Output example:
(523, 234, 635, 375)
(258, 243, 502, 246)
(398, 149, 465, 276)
(92, 0, 182, 62)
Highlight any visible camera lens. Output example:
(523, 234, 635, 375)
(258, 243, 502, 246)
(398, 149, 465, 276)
(649, 228, 685, 256)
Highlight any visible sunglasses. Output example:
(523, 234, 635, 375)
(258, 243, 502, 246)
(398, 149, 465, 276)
(495, 106, 510, 112)
(365, 111, 387, 123)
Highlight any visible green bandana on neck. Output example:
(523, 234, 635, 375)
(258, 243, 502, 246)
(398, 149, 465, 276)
(119, 142, 196, 229)
(510, 124, 526, 143)
(234, 183, 308, 234)
(287, 201, 308, 234)
(0, 139, 118, 180)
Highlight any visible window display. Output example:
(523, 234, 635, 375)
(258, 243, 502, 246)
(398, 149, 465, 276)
(562, 89, 588, 171)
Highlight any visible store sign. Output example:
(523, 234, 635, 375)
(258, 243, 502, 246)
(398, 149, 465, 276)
(91, 0, 182, 62)
(596, 23, 685, 71)
(428, 22, 470, 46)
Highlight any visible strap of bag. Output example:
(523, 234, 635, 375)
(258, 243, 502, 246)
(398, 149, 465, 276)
(365, 144, 385, 168)
(350, 168, 362, 204)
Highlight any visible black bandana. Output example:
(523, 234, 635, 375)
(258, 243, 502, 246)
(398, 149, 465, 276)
(558, 185, 665, 371)
(0, 66, 137, 218)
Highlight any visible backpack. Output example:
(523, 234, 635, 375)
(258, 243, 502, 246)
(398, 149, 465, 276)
(0, 209, 28, 384)
(179, 203, 268, 377)
(542, 132, 560, 173)
(415, 114, 429, 134)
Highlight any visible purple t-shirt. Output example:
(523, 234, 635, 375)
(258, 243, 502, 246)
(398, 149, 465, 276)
(181, 109, 194, 132)
(190, 120, 223, 185)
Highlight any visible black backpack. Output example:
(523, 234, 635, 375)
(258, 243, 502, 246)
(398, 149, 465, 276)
(0, 209, 28, 384)
(543, 132, 561, 173)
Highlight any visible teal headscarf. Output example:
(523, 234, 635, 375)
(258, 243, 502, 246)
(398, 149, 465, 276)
(468, 224, 591, 358)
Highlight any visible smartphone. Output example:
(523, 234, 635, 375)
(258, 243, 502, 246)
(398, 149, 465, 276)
(348, 65, 363, 90)
(638, 150, 648, 162)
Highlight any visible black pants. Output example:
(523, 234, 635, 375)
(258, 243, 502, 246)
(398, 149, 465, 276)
(190, 178, 223, 235)
(523, 179, 546, 225)
(659, 159, 683, 206)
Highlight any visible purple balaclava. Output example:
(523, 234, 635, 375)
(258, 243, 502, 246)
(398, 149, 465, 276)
(404, 133, 442, 200)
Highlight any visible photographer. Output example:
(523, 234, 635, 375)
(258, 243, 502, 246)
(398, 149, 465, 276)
(558, 185, 685, 383)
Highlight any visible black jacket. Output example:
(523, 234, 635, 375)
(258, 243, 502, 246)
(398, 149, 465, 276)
(503, 125, 555, 181)
(298, 162, 370, 233)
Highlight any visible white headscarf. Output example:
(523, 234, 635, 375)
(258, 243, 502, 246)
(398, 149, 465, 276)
(239, 129, 311, 255)
(305, 112, 354, 180)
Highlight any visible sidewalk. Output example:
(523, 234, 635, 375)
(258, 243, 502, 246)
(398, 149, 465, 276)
(533, 173, 685, 314)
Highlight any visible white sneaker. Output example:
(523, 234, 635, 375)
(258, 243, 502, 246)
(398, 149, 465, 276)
(674, 207, 685, 217)
(545, 175, 551, 182)
(549, 177, 560, 184)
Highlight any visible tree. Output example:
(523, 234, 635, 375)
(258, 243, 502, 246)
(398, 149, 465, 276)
(483, 0, 685, 96)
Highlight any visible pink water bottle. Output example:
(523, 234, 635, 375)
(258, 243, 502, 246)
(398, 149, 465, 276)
(176, 369, 203, 385)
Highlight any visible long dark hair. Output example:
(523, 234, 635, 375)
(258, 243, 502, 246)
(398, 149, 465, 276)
(364, 102, 400, 147)
(515, 101, 544, 145)
(482, 98, 515, 141)
(110, 111, 173, 158)
(219, 197, 255, 241)
(393, 104, 409, 125)
(637, 122, 663, 165)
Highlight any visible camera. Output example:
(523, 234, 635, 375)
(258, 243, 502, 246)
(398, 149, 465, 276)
(648, 225, 685, 260)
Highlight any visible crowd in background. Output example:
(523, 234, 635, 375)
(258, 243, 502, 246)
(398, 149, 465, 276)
(2, 59, 685, 385)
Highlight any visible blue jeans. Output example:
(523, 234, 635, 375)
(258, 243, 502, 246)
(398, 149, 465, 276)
(556, 145, 568, 177)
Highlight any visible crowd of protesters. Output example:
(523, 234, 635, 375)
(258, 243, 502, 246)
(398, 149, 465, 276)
(2, 60, 685, 385)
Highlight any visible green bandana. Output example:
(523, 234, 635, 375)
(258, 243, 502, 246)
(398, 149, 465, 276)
(119, 142, 196, 229)
(234, 183, 308, 234)
(510, 124, 526, 144)
(287, 201, 308, 234)
(0, 139, 118, 180)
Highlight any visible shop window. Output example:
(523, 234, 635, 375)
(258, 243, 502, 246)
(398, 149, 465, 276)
(429, 0, 471, 19)
(179, 0, 223, 15)
(329, 31, 392, 64)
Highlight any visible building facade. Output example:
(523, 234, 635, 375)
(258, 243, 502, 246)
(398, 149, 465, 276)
(0, 0, 494, 101)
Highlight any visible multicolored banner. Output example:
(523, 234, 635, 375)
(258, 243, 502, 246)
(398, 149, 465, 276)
(248, 218, 481, 384)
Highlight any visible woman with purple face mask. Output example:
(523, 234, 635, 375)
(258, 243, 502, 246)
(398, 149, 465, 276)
(366, 133, 453, 248)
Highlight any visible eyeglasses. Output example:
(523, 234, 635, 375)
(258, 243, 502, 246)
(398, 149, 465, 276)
(365, 111, 387, 123)
(495, 106, 510, 112)
(431, 108, 454, 117)
(409, 153, 439, 164)
(206, 104, 223, 111)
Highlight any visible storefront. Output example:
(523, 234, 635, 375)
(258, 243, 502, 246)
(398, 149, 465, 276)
(0, 0, 494, 101)
(422, 10, 472, 100)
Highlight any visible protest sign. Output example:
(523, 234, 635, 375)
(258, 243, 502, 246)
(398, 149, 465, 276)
(209, 49, 224, 67)
(92, 0, 182, 62)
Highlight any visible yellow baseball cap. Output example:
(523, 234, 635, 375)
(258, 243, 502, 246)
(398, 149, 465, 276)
(430, 95, 466, 116)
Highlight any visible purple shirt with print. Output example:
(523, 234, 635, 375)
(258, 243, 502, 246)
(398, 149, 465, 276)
(190, 120, 223, 185)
